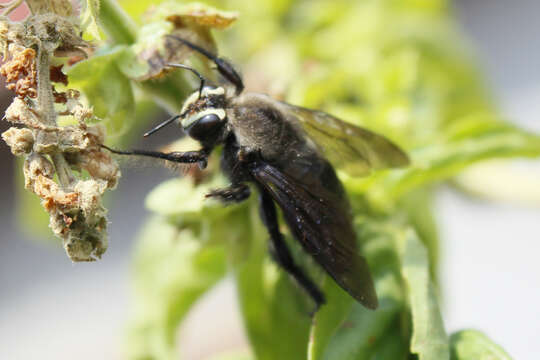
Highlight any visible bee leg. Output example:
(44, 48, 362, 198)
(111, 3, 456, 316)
(101, 145, 209, 168)
(205, 183, 251, 204)
(258, 188, 326, 314)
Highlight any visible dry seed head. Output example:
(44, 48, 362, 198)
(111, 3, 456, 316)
(0, 14, 120, 262)
(24, 14, 86, 54)
(0, 44, 37, 98)
(22, 153, 112, 261)
(1, 127, 34, 155)
(4, 97, 48, 129)
(24, 153, 55, 184)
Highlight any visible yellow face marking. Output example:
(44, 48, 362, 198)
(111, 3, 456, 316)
(203, 87, 225, 96)
(182, 108, 226, 128)
(180, 91, 200, 115)
(180, 87, 225, 114)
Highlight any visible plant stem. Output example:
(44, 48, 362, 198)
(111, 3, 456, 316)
(36, 45, 75, 188)
(99, 0, 137, 44)
(36, 47, 55, 126)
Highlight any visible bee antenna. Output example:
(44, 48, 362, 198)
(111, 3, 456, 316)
(165, 63, 205, 98)
(143, 114, 181, 138)
(165, 35, 244, 94)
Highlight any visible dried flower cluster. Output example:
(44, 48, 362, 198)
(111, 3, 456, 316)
(0, 44, 37, 98)
(128, 3, 237, 81)
(1, 13, 120, 261)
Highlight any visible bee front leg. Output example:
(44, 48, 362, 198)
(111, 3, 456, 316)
(101, 145, 209, 169)
(205, 183, 251, 204)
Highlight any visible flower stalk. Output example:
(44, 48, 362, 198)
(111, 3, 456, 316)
(36, 44, 76, 188)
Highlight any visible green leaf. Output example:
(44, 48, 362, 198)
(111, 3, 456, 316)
(236, 264, 312, 360)
(115, 20, 173, 80)
(67, 46, 134, 140)
(363, 317, 409, 360)
(119, 0, 163, 20)
(346, 120, 540, 210)
(80, 0, 102, 40)
(397, 121, 540, 193)
(314, 219, 406, 360)
(399, 188, 440, 281)
(398, 229, 449, 360)
(319, 283, 404, 360)
(116, 0, 237, 81)
(235, 204, 312, 360)
(127, 216, 227, 360)
(145, 173, 255, 263)
(145, 176, 227, 220)
(144, 175, 244, 227)
(99, 0, 137, 44)
(308, 277, 354, 360)
(450, 330, 512, 360)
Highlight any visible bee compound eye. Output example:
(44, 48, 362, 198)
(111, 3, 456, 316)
(187, 113, 223, 141)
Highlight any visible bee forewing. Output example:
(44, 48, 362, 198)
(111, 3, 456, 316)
(278, 103, 410, 177)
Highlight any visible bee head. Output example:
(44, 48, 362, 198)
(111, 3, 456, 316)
(179, 86, 228, 143)
(141, 60, 233, 145)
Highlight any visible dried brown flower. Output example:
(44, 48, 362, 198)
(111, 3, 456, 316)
(50, 64, 68, 85)
(0, 44, 37, 98)
(0, 14, 120, 262)
(1, 127, 34, 155)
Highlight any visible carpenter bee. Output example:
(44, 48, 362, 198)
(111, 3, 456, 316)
(104, 36, 409, 312)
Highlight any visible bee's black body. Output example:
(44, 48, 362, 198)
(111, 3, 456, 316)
(216, 93, 380, 309)
(106, 36, 410, 312)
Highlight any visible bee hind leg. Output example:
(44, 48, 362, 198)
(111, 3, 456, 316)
(258, 187, 326, 315)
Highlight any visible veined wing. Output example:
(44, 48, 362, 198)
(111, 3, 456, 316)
(277, 102, 410, 177)
(251, 160, 378, 309)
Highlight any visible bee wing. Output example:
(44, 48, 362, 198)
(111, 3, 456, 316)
(251, 160, 378, 309)
(278, 103, 410, 177)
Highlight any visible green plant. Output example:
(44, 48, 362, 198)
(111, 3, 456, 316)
(2, 0, 536, 359)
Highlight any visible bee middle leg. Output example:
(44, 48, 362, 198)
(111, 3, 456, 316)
(206, 183, 251, 204)
(258, 188, 326, 314)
